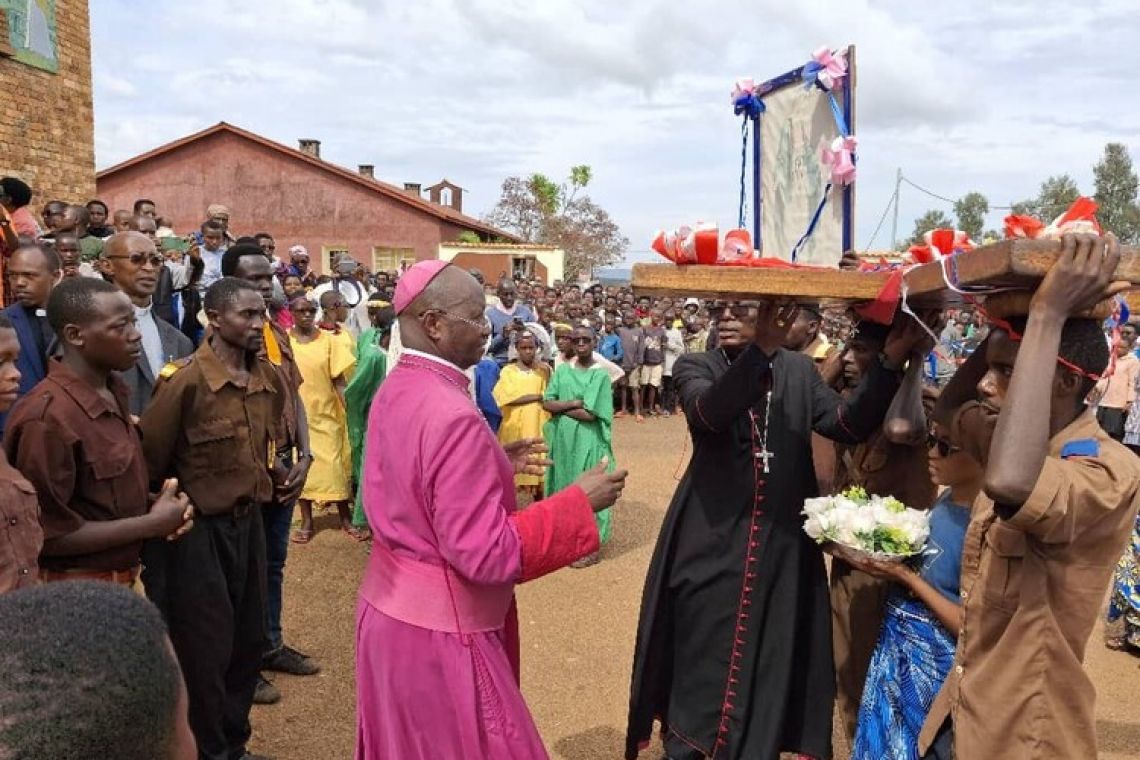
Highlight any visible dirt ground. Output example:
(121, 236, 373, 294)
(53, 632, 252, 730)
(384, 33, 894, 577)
(251, 415, 1140, 759)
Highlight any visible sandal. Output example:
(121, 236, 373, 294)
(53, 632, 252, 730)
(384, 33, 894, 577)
(343, 525, 372, 543)
(290, 528, 314, 544)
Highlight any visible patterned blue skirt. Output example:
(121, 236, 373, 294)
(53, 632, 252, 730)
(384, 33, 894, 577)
(851, 591, 956, 760)
(1107, 513, 1140, 648)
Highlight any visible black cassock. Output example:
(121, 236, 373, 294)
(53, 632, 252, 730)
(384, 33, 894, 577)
(625, 344, 901, 760)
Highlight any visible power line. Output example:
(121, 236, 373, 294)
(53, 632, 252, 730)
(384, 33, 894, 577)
(900, 176, 961, 206)
(862, 185, 897, 252)
(900, 174, 1083, 215)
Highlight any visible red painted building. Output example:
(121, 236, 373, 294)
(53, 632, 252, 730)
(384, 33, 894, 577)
(95, 122, 518, 274)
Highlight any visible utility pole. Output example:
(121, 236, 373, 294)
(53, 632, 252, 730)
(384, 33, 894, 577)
(889, 167, 902, 249)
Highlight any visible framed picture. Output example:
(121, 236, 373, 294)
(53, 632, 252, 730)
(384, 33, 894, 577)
(752, 45, 855, 265)
(1, 0, 59, 73)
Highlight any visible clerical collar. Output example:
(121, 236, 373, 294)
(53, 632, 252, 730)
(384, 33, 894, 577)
(401, 348, 466, 376)
(132, 300, 154, 317)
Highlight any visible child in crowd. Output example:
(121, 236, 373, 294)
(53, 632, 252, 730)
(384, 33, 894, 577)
(662, 309, 685, 416)
(543, 325, 617, 566)
(493, 331, 552, 501)
(846, 420, 981, 759)
(617, 309, 644, 419)
(639, 309, 667, 417)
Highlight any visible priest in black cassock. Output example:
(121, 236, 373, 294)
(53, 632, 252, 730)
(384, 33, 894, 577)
(625, 301, 932, 760)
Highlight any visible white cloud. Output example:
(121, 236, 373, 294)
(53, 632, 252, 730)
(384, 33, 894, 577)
(89, 0, 1140, 258)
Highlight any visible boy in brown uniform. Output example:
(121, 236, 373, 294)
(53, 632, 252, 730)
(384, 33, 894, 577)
(140, 277, 286, 760)
(0, 312, 42, 592)
(830, 321, 937, 739)
(4, 278, 192, 587)
(221, 243, 318, 702)
(919, 234, 1140, 759)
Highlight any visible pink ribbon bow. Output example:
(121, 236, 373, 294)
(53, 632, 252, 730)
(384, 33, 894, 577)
(811, 46, 848, 91)
(730, 78, 756, 102)
(820, 135, 857, 186)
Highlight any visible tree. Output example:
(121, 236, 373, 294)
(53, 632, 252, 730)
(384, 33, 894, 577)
(1037, 174, 1081, 219)
(1009, 199, 1036, 217)
(906, 209, 953, 247)
(1093, 143, 1140, 243)
(953, 192, 989, 241)
(485, 166, 629, 280)
(1013, 174, 1081, 221)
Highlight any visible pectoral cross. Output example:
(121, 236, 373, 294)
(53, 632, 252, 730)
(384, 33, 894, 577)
(755, 447, 774, 474)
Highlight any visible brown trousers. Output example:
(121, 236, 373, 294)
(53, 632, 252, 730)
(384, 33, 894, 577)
(830, 559, 890, 741)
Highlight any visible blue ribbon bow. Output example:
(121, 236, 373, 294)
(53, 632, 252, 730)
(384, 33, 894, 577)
(733, 93, 765, 119)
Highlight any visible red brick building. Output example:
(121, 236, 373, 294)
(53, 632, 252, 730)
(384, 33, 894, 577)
(95, 122, 518, 274)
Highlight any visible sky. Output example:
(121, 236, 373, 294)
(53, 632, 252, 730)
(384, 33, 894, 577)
(91, 0, 1140, 264)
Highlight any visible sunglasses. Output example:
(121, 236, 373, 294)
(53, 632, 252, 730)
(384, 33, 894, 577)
(106, 252, 164, 267)
(710, 303, 756, 319)
(572, 337, 593, 344)
(927, 433, 962, 457)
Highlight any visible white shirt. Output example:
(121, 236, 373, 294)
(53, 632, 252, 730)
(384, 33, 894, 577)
(310, 280, 371, 339)
(133, 301, 165, 378)
(199, 248, 225, 292)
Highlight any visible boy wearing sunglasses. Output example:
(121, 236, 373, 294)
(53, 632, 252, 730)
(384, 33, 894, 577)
(919, 234, 1140, 759)
(845, 419, 983, 759)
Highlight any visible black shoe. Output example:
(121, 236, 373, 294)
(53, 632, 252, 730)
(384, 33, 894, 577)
(263, 644, 321, 676)
(253, 674, 281, 705)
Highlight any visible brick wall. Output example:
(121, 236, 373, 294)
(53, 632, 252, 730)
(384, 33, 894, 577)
(0, 0, 96, 208)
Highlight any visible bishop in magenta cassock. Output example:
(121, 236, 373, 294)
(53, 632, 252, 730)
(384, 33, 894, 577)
(356, 261, 627, 760)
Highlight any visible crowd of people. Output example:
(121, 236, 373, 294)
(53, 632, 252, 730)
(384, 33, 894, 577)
(0, 171, 1139, 760)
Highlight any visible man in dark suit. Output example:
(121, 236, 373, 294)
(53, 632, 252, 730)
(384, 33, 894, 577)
(0, 241, 62, 436)
(99, 232, 194, 415)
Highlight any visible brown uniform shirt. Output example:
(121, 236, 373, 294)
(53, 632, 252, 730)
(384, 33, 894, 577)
(139, 338, 285, 515)
(919, 411, 1140, 758)
(262, 320, 303, 451)
(3, 360, 150, 571)
(0, 456, 42, 592)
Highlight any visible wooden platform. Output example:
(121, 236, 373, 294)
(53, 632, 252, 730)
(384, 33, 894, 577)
(904, 238, 1140, 294)
(632, 239, 1140, 304)
(631, 262, 891, 302)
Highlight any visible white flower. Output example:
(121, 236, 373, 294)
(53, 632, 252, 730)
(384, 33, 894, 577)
(801, 491, 931, 556)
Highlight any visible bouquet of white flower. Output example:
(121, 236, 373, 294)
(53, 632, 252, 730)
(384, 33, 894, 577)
(801, 486, 931, 563)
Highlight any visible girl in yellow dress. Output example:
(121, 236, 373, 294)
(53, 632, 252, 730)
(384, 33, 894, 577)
(492, 331, 550, 499)
(288, 297, 365, 543)
(318, 290, 358, 366)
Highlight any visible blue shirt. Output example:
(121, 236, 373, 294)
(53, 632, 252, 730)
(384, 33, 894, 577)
(474, 358, 502, 432)
(916, 491, 971, 603)
(485, 304, 535, 366)
(599, 333, 624, 364)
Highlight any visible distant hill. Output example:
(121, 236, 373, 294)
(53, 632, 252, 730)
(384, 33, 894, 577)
(594, 266, 632, 285)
